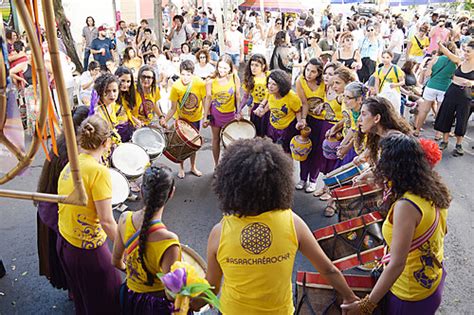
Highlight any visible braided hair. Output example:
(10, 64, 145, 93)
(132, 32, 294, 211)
(137, 164, 175, 286)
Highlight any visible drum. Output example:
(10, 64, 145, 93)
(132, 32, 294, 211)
(180, 244, 210, 313)
(323, 162, 368, 189)
(132, 127, 166, 160)
(112, 143, 150, 178)
(221, 119, 256, 148)
(331, 184, 384, 222)
(109, 168, 129, 207)
(313, 212, 385, 271)
(164, 120, 202, 163)
(295, 271, 381, 315)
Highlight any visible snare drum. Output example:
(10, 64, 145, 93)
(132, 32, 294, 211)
(109, 168, 129, 207)
(331, 184, 384, 222)
(221, 119, 256, 148)
(112, 143, 150, 178)
(323, 162, 367, 189)
(164, 120, 202, 163)
(132, 127, 166, 160)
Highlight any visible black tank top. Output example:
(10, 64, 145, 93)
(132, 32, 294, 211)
(454, 66, 474, 80)
(337, 50, 356, 69)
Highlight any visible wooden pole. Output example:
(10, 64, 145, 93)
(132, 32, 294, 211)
(214, 0, 225, 56)
(41, 0, 87, 206)
(154, 0, 164, 49)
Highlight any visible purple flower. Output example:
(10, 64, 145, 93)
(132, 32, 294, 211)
(161, 268, 186, 293)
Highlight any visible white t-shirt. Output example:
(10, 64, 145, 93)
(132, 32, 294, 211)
(80, 71, 94, 95)
(170, 24, 194, 50)
(194, 63, 215, 79)
(115, 30, 127, 55)
(44, 52, 75, 89)
(390, 29, 405, 54)
(224, 30, 244, 55)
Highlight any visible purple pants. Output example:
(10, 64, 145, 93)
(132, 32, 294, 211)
(386, 268, 446, 315)
(300, 117, 338, 183)
(57, 235, 121, 315)
(250, 102, 270, 137)
(121, 285, 173, 315)
(266, 119, 299, 153)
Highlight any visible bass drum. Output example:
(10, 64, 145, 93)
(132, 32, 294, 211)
(164, 120, 202, 163)
(112, 143, 150, 179)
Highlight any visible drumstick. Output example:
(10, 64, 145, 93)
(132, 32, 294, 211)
(222, 131, 236, 142)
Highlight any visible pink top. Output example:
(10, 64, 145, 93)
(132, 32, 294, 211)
(427, 27, 450, 54)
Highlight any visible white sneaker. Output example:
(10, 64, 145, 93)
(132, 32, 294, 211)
(305, 182, 317, 193)
(295, 180, 306, 190)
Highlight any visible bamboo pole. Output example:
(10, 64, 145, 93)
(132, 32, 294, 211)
(41, 0, 87, 206)
(0, 0, 50, 185)
(0, 189, 72, 204)
(0, 36, 7, 131)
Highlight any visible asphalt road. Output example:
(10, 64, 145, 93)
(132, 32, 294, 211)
(0, 117, 473, 314)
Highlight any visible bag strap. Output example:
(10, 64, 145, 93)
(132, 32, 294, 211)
(379, 66, 394, 91)
(381, 206, 440, 264)
(178, 79, 193, 110)
(413, 35, 424, 51)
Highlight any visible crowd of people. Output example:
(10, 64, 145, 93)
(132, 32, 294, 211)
(2, 3, 471, 315)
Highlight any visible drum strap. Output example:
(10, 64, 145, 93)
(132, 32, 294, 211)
(295, 272, 319, 315)
(178, 80, 193, 110)
(125, 215, 167, 255)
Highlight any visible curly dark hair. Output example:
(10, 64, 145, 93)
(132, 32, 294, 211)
(115, 66, 137, 110)
(303, 58, 323, 86)
(213, 138, 294, 216)
(94, 73, 120, 104)
(243, 53, 268, 93)
(375, 133, 451, 209)
(138, 164, 175, 286)
(268, 69, 292, 97)
(357, 96, 412, 164)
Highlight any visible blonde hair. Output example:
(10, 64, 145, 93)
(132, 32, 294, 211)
(334, 66, 356, 83)
(78, 116, 110, 151)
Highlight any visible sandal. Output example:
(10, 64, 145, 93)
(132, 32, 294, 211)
(313, 187, 326, 197)
(413, 131, 420, 137)
(324, 205, 337, 217)
(319, 193, 331, 201)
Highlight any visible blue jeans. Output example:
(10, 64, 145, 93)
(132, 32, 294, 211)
(83, 48, 91, 70)
(226, 53, 240, 67)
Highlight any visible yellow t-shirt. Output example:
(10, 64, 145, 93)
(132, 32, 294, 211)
(58, 153, 112, 249)
(243, 73, 269, 105)
(123, 57, 143, 74)
(382, 192, 447, 301)
(122, 212, 181, 293)
(134, 87, 161, 125)
(268, 90, 302, 130)
(115, 99, 134, 125)
(217, 209, 298, 315)
(169, 77, 206, 122)
(211, 76, 237, 114)
(374, 65, 402, 93)
(322, 96, 343, 124)
(299, 76, 326, 120)
(409, 35, 429, 57)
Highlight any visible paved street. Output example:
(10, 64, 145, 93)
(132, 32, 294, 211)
(0, 119, 473, 314)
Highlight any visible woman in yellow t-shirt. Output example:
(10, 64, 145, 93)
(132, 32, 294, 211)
(198, 138, 358, 315)
(134, 65, 163, 126)
(57, 115, 121, 314)
(112, 165, 181, 314)
(115, 66, 139, 142)
(122, 47, 143, 74)
(254, 69, 303, 153)
(342, 133, 450, 315)
(406, 24, 430, 65)
(162, 60, 206, 178)
(203, 55, 241, 166)
(374, 50, 405, 115)
(242, 53, 269, 137)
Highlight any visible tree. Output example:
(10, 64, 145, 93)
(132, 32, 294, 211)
(52, 0, 83, 73)
(153, 0, 163, 49)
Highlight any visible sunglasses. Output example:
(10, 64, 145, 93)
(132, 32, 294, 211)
(309, 36, 316, 39)
(367, 29, 374, 32)
(199, 56, 207, 59)
(141, 75, 154, 80)
(276, 22, 282, 25)
(231, 24, 238, 27)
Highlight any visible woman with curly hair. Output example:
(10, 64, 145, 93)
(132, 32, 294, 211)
(342, 133, 450, 315)
(112, 165, 181, 314)
(202, 55, 241, 166)
(242, 53, 269, 137)
(254, 69, 303, 153)
(203, 138, 358, 314)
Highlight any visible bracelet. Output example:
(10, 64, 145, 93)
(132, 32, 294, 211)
(359, 294, 377, 315)
(159, 115, 165, 119)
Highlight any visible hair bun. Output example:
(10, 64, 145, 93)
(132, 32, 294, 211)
(82, 123, 95, 137)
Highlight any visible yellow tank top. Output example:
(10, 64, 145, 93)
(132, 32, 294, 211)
(300, 76, 326, 120)
(323, 96, 343, 124)
(243, 73, 269, 105)
(382, 192, 447, 301)
(58, 153, 111, 249)
(115, 99, 133, 125)
(211, 76, 237, 113)
(217, 209, 298, 315)
(123, 212, 181, 293)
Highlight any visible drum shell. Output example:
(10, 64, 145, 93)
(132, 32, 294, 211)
(164, 120, 202, 163)
(132, 127, 167, 160)
(290, 135, 312, 161)
(332, 185, 384, 222)
(322, 139, 340, 160)
(109, 168, 130, 206)
(220, 119, 256, 148)
(323, 162, 367, 188)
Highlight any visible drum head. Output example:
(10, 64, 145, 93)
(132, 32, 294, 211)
(181, 244, 207, 278)
(112, 143, 150, 178)
(176, 120, 202, 148)
(109, 169, 129, 205)
(221, 120, 256, 147)
(132, 127, 166, 157)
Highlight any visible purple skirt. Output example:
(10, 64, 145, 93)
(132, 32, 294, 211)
(250, 102, 270, 137)
(266, 119, 299, 153)
(300, 117, 338, 183)
(210, 105, 235, 128)
(386, 268, 446, 315)
(333, 146, 358, 170)
(57, 235, 121, 314)
(116, 122, 135, 143)
(121, 285, 173, 315)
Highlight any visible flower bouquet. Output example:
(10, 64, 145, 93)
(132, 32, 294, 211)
(157, 261, 220, 314)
